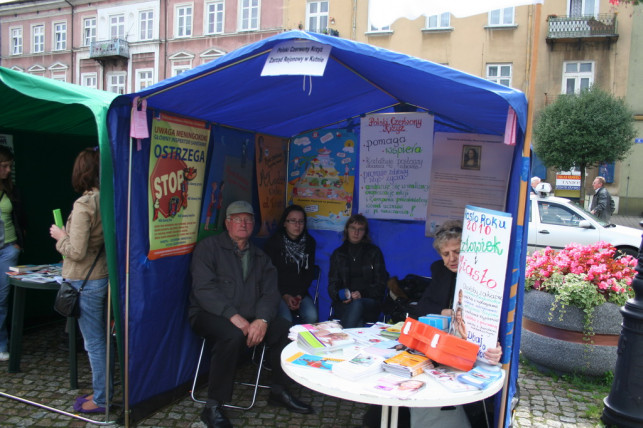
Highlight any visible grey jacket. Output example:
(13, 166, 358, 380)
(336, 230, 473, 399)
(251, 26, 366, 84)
(188, 232, 280, 323)
(590, 187, 611, 221)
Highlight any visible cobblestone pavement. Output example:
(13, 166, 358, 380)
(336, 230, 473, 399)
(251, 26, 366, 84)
(2, 215, 639, 427)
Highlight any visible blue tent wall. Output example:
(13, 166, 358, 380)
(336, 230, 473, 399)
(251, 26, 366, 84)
(106, 31, 529, 423)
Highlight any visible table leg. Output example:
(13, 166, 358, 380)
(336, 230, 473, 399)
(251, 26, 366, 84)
(67, 317, 78, 389)
(381, 405, 389, 428)
(390, 406, 399, 428)
(8, 286, 26, 373)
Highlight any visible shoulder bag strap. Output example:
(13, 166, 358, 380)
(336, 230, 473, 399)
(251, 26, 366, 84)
(78, 246, 105, 293)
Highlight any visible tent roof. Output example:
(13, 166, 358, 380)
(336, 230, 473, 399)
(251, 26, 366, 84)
(0, 66, 117, 137)
(119, 30, 527, 138)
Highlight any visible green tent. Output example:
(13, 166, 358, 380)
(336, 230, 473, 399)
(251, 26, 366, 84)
(0, 66, 122, 367)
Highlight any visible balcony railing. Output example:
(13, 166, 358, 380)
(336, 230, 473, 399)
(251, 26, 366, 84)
(547, 14, 617, 40)
(89, 38, 129, 60)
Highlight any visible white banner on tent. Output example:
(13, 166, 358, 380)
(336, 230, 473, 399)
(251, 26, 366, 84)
(453, 205, 512, 363)
(359, 112, 434, 220)
(261, 40, 331, 76)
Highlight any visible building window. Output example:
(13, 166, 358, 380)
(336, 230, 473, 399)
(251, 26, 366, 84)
(33, 25, 44, 53)
(562, 61, 594, 94)
(108, 73, 126, 94)
(110, 14, 125, 39)
(488, 7, 514, 26)
(84, 18, 96, 46)
(426, 12, 451, 30)
(82, 73, 98, 89)
(206, 1, 225, 34)
(172, 64, 191, 76)
(487, 64, 512, 87)
(136, 69, 154, 91)
(239, 0, 259, 31)
(569, 0, 598, 17)
(140, 10, 154, 40)
(51, 72, 66, 82)
(54, 22, 67, 51)
(11, 28, 23, 55)
(176, 5, 193, 37)
(367, 0, 391, 33)
(306, 1, 328, 33)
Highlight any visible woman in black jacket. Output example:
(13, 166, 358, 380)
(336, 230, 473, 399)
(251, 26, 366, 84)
(328, 214, 387, 328)
(264, 205, 318, 324)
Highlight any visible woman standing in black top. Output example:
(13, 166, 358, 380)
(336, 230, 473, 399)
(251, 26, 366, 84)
(264, 205, 318, 324)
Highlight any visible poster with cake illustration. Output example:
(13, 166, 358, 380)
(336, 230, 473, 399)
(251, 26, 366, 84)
(287, 128, 357, 231)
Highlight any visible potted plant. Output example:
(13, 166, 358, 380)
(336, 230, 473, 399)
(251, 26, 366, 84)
(521, 241, 636, 376)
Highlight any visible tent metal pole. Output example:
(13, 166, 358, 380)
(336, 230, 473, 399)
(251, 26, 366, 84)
(123, 137, 134, 427)
(497, 3, 542, 428)
(139, 49, 272, 102)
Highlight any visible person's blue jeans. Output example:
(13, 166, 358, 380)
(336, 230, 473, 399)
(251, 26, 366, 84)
(70, 277, 113, 407)
(332, 297, 380, 328)
(0, 244, 20, 353)
(277, 295, 318, 324)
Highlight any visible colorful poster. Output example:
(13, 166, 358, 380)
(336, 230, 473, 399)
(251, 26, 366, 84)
(148, 114, 210, 259)
(452, 206, 512, 363)
(359, 112, 434, 220)
(425, 132, 513, 236)
(256, 134, 288, 237)
(199, 128, 254, 237)
(287, 128, 357, 231)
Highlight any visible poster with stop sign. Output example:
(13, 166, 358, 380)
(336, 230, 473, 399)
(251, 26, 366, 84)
(148, 113, 210, 259)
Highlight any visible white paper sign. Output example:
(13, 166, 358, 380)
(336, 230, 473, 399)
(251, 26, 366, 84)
(452, 206, 512, 363)
(358, 112, 434, 220)
(261, 41, 331, 76)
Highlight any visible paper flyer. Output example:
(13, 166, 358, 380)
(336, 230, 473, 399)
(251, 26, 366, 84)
(255, 134, 288, 237)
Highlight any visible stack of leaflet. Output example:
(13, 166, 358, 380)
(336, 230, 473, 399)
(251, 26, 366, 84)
(332, 352, 385, 380)
(288, 320, 344, 341)
(297, 329, 355, 354)
(286, 351, 345, 372)
(364, 374, 427, 399)
(382, 351, 433, 378)
(380, 321, 405, 340)
(457, 365, 503, 390)
(425, 367, 477, 392)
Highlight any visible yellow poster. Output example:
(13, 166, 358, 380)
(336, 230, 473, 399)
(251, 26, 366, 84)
(148, 113, 210, 259)
(256, 134, 288, 237)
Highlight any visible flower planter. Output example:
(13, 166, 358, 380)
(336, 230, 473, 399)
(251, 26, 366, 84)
(521, 290, 622, 376)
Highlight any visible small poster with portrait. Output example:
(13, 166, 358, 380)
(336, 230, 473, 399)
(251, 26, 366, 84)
(461, 145, 481, 170)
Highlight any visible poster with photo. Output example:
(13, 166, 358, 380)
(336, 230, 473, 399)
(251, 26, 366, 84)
(287, 128, 356, 231)
(148, 114, 210, 259)
(359, 112, 434, 220)
(452, 205, 512, 362)
(425, 132, 514, 236)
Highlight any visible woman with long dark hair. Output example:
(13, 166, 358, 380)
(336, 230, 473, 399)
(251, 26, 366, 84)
(264, 205, 318, 324)
(50, 147, 111, 413)
(328, 214, 388, 328)
(0, 146, 26, 362)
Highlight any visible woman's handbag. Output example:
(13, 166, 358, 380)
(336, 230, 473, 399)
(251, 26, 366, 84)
(53, 247, 104, 318)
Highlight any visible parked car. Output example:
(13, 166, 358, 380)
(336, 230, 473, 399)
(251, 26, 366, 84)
(528, 185, 641, 257)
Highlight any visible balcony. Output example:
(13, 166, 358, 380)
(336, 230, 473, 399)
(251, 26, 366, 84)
(89, 38, 129, 62)
(546, 14, 618, 48)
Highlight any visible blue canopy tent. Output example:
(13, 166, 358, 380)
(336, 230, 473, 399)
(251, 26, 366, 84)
(106, 30, 530, 425)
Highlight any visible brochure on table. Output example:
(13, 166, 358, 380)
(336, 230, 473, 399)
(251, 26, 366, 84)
(453, 205, 513, 362)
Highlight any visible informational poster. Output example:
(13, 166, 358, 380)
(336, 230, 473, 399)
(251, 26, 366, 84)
(199, 128, 255, 237)
(287, 128, 356, 231)
(425, 132, 514, 236)
(452, 206, 512, 362)
(261, 40, 331, 77)
(148, 113, 210, 259)
(359, 112, 434, 220)
(256, 134, 288, 237)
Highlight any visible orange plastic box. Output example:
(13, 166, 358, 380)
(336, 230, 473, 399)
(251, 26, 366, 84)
(398, 317, 479, 371)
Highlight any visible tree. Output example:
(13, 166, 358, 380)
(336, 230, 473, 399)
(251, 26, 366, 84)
(532, 87, 636, 202)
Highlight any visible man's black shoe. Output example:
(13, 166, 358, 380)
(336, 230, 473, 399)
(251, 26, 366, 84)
(268, 389, 313, 414)
(200, 404, 232, 428)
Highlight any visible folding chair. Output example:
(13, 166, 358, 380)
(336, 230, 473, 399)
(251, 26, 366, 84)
(190, 338, 270, 410)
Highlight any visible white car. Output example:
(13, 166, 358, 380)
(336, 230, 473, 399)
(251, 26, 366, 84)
(528, 189, 642, 257)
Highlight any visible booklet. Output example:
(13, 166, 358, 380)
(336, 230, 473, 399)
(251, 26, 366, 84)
(297, 330, 355, 354)
(382, 350, 433, 378)
(456, 365, 503, 390)
(365, 374, 427, 399)
(425, 366, 477, 393)
(332, 352, 384, 381)
(285, 351, 345, 371)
